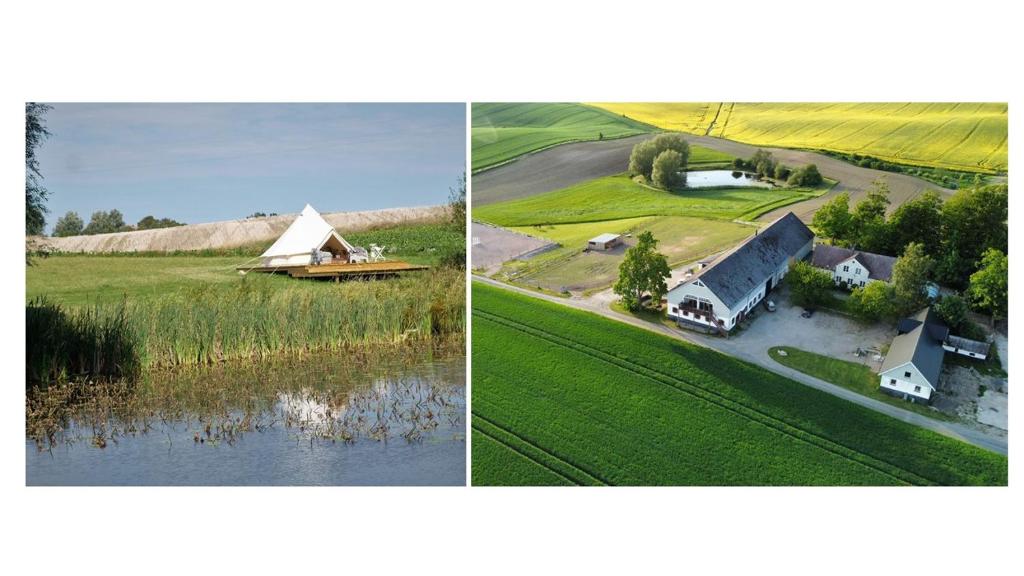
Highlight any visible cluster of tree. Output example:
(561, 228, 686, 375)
(613, 231, 671, 311)
(786, 261, 835, 308)
(812, 179, 1007, 290)
(841, 242, 1006, 327)
(441, 172, 467, 269)
(732, 149, 822, 186)
(52, 210, 185, 237)
(246, 211, 279, 219)
(628, 134, 690, 189)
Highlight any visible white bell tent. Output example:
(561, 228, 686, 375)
(259, 204, 366, 268)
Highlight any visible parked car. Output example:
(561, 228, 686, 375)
(801, 307, 816, 318)
(763, 299, 776, 312)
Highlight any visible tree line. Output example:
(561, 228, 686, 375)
(53, 210, 185, 237)
(811, 179, 1007, 290)
(732, 149, 823, 187)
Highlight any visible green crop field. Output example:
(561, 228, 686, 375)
(471, 103, 656, 171)
(589, 102, 1008, 173)
(473, 173, 820, 227)
(471, 283, 1007, 486)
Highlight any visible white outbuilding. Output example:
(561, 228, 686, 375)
(259, 204, 368, 268)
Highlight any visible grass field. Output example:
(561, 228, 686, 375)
(471, 103, 734, 172)
(26, 222, 466, 381)
(473, 173, 822, 227)
(471, 283, 1007, 485)
(472, 103, 655, 171)
(504, 216, 753, 292)
(588, 102, 1008, 173)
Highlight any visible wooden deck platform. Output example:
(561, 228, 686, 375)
(240, 260, 429, 279)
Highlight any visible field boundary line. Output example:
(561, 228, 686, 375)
(475, 309, 932, 485)
(472, 424, 584, 486)
(473, 413, 611, 486)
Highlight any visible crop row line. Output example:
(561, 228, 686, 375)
(474, 308, 933, 486)
(473, 413, 609, 486)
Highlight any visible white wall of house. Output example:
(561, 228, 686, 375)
(666, 280, 736, 329)
(879, 362, 934, 401)
(832, 256, 873, 289)
(942, 343, 988, 360)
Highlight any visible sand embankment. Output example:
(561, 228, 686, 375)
(36, 205, 448, 253)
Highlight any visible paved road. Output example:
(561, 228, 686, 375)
(473, 276, 1008, 456)
(472, 134, 954, 221)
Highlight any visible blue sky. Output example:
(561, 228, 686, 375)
(36, 103, 465, 233)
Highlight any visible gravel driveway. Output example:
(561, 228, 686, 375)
(725, 286, 895, 370)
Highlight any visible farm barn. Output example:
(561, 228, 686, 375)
(811, 244, 896, 290)
(587, 233, 622, 251)
(665, 212, 813, 334)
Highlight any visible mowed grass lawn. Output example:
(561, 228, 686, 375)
(768, 346, 956, 421)
(506, 216, 753, 292)
(471, 103, 655, 171)
(590, 102, 1008, 173)
(471, 283, 1007, 486)
(473, 173, 816, 227)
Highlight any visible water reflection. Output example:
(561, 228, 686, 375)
(26, 346, 466, 486)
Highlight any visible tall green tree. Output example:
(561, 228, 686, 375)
(886, 190, 943, 256)
(628, 134, 690, 180)
(613, 231, 671, 311)
(651, 150, 684, 189)
(447, 171, 466, 232)
(849, 281, 897, 321)
(890, 242, 934, 316)
(812, 192, 852, 244)
(851, 179, 891, 252)
(936, 183, 1008, 288)
(83, 210, 128, 235)
(53, 211, 84, 237)
(935, 293, 970, 333)
(787, 164, 823, 187)
(786, 261, 834, 307)
(967, 248, 1007, 325)
(26, 103, 53, 237)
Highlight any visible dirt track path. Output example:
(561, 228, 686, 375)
(472, 134, 954, 221)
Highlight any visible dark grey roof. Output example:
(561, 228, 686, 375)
(881, 307, 948, 389)
(811, 244, 897, 281)
(945, 335, 990, 355)
(674, 212, 813, 309)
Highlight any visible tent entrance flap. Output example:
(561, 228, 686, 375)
(319, 232, 350, 261)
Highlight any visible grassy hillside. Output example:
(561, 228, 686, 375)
(471, 103, 656, 171)
(589, 102, 1008, 173)
(473, 173, 819, 227)
(471, 283, 1007, 486)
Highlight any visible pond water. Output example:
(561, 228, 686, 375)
(26, 348, 466, 486)
(685, 170, 773, 188)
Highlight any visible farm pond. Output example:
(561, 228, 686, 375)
(685, 170, 773, 188)
(26, 346, 465, 486)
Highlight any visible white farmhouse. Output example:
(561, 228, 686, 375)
(811, 244, 896, 289)
(878, 308, 949, 403)
(665, 212, 814, 333)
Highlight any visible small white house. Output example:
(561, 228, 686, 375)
(878, 308, 948, 403)
(665, 212, 814, 333)
(587, 233, 622, 251)
(811, 244, 896, 290)
(259, 204, 367, 268)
